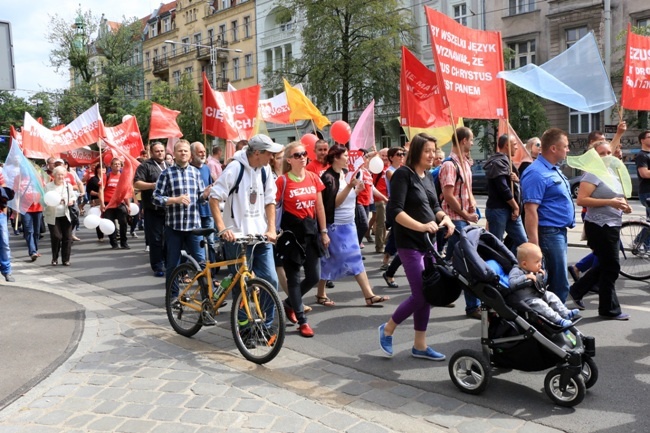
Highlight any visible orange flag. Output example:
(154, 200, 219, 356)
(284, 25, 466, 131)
(498, 119, 531, 168)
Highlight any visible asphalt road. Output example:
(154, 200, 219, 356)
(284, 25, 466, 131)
(9, 195, 650, 433)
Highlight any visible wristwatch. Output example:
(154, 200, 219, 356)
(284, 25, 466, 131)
(320, 229, 328, 234)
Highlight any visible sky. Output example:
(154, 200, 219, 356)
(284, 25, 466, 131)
(1, 0, 159, 99)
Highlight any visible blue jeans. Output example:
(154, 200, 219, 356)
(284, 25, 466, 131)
(165, 228, 205, 296)
(0, 213, 11, 275)
(22, 211, 42, 256)
(539, 226, 569, 303)
(447, 220, 480, 313)
(485, 207, 527, 253)
(200, 215, 216, 263)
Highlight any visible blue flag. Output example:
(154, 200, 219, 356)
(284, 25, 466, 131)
(497, 32, 616, 113)
(4, 139, 46, 214)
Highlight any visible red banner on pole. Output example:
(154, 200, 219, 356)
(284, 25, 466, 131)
(101, 116, 144, 160)
(202, 73, 260, 140)
(425, 6, 508, 120)
(60, 148, 100, 167)
(149, 102, 183, 140)
(621, 24, 650, 111)
(400, 46, 450, 129)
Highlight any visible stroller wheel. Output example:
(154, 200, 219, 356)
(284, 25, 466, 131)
(448, 349, 491, 395)
(544, 368, 586, 407)
(581, 358, 598, 389)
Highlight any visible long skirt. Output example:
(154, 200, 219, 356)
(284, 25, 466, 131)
(320, 222, 365, 281)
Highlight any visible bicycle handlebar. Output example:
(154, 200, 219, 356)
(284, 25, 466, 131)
(190, 227, 268, 245)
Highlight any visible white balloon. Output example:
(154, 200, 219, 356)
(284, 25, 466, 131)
(87, 206, 102, 217)
(368, 156, 384, 174)
(129, 203, 139, 216)
(83, 214, 101, 229)
(99, 218, 116, 235)
(44, 191, 61, 207)
(122, 114, 133, 123)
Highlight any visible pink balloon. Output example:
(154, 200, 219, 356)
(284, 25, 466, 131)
(330, 120, 351, 144)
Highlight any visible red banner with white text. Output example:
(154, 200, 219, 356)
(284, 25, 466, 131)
(22, 103, 103, 159)
(425, 6, 507, 120)
(101, 116, 144, 160)
(202, 74, 260, 140)
(400, 46, 450, 129)
(621, 24, 650, 111)
(60, 148, 101, 167)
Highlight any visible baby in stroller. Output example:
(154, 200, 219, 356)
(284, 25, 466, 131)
(495, 243, 581, 328)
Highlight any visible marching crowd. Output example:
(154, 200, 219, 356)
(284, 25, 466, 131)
(0, 125, 648, 359)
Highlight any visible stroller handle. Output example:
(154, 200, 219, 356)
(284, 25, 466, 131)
(424, 230, 446, 262)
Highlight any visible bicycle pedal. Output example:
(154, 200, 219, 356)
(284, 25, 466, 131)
(201, 312, 217, 326)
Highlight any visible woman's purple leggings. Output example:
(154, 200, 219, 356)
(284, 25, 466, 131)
(390, 248, 431, 332)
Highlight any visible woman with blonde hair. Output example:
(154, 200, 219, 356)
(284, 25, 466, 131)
(44, 166, 77, 266)
(277, 141, 329, 337)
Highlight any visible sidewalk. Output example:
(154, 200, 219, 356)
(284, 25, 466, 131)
(0, 258, 565, 432)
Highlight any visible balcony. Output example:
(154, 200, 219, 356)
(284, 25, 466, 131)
(152, 57, 169, 78)
(261, 27, 297, 47)
(196, 39, 232, 61)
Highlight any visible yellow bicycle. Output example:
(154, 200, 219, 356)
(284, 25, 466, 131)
(165, 228, 285, 364)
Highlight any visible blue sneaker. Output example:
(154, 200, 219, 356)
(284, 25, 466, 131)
(378, 323, 393, 357)
(411, 346, 446, 361)
(567, 309, 581, 320)
(557, 318, 572, 328)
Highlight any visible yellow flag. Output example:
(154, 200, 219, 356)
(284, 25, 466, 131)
(567, 149, 631, 198)
(283, 78, 330, 130)
(403, 118, 464, 147)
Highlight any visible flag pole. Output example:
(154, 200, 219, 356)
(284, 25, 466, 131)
(506, 118, 515, 193)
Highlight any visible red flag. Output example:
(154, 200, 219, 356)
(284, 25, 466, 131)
(202, 73, 260, 140)
(400, 46, 450, 129)
(498, 119, 531, 168)
(149, 102, 183, 140)
(60, 148, 101, 167)
(425, 7, 508, 120)
(102, 116, 145, 160)
(621, 24, 650, 110)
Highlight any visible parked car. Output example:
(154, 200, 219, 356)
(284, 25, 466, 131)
(568, 162, 639, 198)
(471, 162, 488, 195)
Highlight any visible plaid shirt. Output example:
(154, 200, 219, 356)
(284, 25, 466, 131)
(439, 152, 473, 221)
(153, 164, 205, 231)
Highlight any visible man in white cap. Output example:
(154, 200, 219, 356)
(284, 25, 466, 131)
(209, 134, 282, 292)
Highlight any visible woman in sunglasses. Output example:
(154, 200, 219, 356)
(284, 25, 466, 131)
(276, 142, 329, 337)
(380, 147, 407, 272)
(518, 137, 541, 177)
(315, 144, 390, 307)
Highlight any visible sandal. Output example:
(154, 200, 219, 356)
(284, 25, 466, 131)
(366, 295, 390, 306)
(316, 296, 336, 307)
(382, 272, 398, 288)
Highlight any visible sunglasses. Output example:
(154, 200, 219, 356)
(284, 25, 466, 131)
(291, 151, 308, 159)
(535, 142, 541, 147)
(396, 152, 406, 157)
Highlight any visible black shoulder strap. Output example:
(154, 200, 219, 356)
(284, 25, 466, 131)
(228, 161, 245, 197)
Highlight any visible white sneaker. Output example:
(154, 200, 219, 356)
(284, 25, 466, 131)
(144, 245, 150, 252)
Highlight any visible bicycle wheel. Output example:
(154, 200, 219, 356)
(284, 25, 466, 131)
(166, 263, 205, 337)
(619, 220, 650, 280)
(231, 277, 285, 364)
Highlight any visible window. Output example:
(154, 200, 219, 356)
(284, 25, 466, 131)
(232, 20, 238, 41)
(172, 70, 181, 85)
(145, 51, 150, 68)
(638, 18, 650, 28)
(221, 0, 228, 10)
(220, 61, 228, 79)
(233, 58, 240, 80)
(280, 20, 293, 32)
(163, 17, 170, 32)
(453, 3, 468, 26)
(153, 48, 159, 61)
(244, 16, 251, 38)
(184, 66, 194, 78)
(161, 46, 167, 59)
(569, 110, 600, 134)
(507, 40, 536, 69)
(509, 0, 535, 15)
(194, 33, 201, 46)
(219, 24, 227, 41)
(146, 82, 152, 99)
(150, 25, 158, 38)
(171, 44, 177, 56)
(182, 37, 190, 54)
(566, 26, 588, 49)
(245, 54, 253, 78)
(208, 28, 214, 44)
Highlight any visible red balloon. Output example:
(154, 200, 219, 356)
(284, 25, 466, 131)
(102, 150, 114, 167)
(301, 134, 319, 161)
(330, 120, 351, 144)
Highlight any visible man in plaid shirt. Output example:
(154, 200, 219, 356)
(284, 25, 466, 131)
(153, 140, 212, 294)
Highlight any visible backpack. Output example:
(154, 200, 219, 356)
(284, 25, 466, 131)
(432, 157, 462, 201)
(227, 160, 267, 219)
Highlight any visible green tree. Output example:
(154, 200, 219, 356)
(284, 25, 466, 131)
(269, 0, 415, 122)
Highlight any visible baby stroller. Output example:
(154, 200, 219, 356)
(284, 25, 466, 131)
(428, 226, 597, 407)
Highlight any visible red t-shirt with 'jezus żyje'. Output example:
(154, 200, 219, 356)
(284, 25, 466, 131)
(276, 171, 324, 220)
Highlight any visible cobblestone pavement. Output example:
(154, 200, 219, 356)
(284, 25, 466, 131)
(0, 262, 565, 433)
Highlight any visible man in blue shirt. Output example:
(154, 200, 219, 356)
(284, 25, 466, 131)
(153, 140, 211, 296)
(190, 141, 217, 263)
(521, 128, 575, 303)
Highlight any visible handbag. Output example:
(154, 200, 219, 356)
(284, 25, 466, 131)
(422, 255, 462, 307)
(66, 188, 80, 225)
